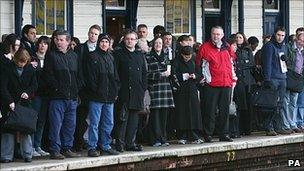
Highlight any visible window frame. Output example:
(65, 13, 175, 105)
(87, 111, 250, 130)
(165, 0, 192, 36)
(105, 0, 126, 10)
(32, 0, 68, 36)
(204, 0, 221, 13)
(264, 0, 280, 13)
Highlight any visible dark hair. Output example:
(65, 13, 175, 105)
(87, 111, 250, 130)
(21, 24, 36, 38)
(56, 30, 71, 41)
(151, 36, 163, 51)
(137, 24, 148, 30)
(161, 31, 172, 37)
(227, 37, 237, 45)
(2, 33, 20, 54)
(274, 26, 286, 34)
(180, 46, 193, 55)
(177, 35, 190, 43)
(235, 32, 248, 46)
(50, 30, 60, 50)
(248, 36, 259, 45)
(13, 47, 31, 65)
(153, 25, 165, 37)
(36, 36, 51, 49)
(296, 27, 304, 35)
(123, 29, 138, 39)
(263, 34, 272, 44)
(89, 24, 101, 33)
(71, 37, 80, 45)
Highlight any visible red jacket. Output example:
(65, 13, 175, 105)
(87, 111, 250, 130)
(196, 41, 235, 87)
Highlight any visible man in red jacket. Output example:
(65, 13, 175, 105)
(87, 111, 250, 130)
(196, 26, 235, 142)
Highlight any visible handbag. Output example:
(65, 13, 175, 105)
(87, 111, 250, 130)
(251, 86, 279, 111)
(286, 69, 304, 92)
(229, 85, 237, 117)
(3, 103, 38, 134)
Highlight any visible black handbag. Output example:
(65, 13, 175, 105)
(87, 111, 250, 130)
(3, 104, 38, 134)
(251, 86, 279, 111)
(286, 69, 304, 92)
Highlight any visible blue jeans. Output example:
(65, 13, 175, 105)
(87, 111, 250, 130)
(88, 101, 114, 151)
(1, 133, 32, 160)
(265, 79, 286, 131)
(282, 90, 299, 129)
(48, 99, 77, 153)
(31, 96, 49, 149)
(296, 91, 304, 128)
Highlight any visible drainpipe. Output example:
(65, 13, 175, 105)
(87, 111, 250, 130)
(201, 0, 205, 42)
(238, 0, 244, 33)
(14, 0, 24, 36)
(102, 0, 106, 33)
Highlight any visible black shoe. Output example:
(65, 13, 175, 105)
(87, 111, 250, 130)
(0, 159, 12, 163)
(204, 136, 213, 143)
(88, 149, 100, 157)
(266, 130, 278, 136)
(293, 128, 303, 133)
(24, 158, 32, 163)
(115, 144, 124, 152)
(62, 149, 81, 158)
(126, 145, 143, 151)
(103, 148, 120, 155)
(50, 152, 65, 160)
(219, 136, 233, 142)
(276, 129, 292, 135)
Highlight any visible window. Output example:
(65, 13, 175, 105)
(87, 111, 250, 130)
(165, 0, 190, 35)
(105, 0, 126, 10)
(204, 0, 220, 12)
(33, 0, 66, 35)
(264, 0, 279, 12)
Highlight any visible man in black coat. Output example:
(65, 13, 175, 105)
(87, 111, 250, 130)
(44, 30, 83, 159)
(113, 29, 147, 152)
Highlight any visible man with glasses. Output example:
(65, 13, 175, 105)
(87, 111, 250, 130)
(113, 29, 147, 152)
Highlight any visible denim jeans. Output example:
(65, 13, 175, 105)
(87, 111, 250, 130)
(296, 91, 304, 128)
(282, 90, 298, 129)
(31, 96, 49, 149)
(48, 99, 77, 153)
(87, 101, 114, 151)
(1, 133, 32, 160)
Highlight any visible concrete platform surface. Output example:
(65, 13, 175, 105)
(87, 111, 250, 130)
(1, 133, 304, 171)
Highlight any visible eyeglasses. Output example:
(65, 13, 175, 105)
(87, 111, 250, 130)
(125, 38, 137, 41)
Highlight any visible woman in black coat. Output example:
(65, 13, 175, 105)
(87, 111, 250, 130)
(146, 36, 174, 147)
(172, 46, 203, 144)
(0, 48, 37, 163)
(234, 32, 256, 136)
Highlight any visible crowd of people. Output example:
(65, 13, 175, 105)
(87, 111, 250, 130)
(0, 23, 304, 163)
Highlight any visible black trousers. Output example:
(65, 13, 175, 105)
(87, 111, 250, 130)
(203, 85, 231, 138)
(73, 105, 88, 151)
(115, 108, 139, 148)
(148, 108, 168, 144)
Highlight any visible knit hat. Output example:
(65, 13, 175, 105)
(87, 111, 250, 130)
(97, 33, 111, 44)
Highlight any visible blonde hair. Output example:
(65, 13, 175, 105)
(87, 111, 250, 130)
(13, 48, 31, 65)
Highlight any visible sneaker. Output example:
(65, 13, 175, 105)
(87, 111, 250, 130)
(152, 142, 162, 147)
(36, 147, 50, 156)
(88, 149, 100, 157)
(192, 139, 203, 144)
(62, 149, 81, 158)
(178, 139, 187, 145)
(161, 142, 170, 147)
(219, 136, 233, 142)
(50, 152, 65, 160)
(102, 148, 120, 155)
(32, 148, 41, 157)
(266, 130, 277, 136)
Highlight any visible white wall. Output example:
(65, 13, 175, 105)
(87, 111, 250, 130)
(196, 0, 202, 43)
(289, 0, 304, 34)
(136, 0, 165, 41)
(231, 0, 238, 35)
(0, 0, 14, 37)
(243, 0, 263, 50)
(74, 0, 103, 42)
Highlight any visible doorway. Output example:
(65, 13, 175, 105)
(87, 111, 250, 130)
(205, 14, 221, 41)
(106, 16, 125, 44)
